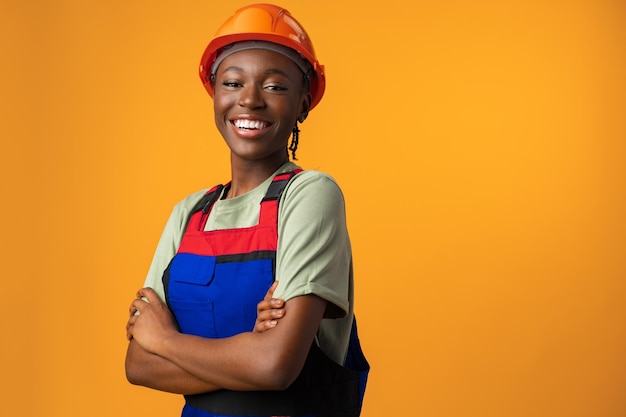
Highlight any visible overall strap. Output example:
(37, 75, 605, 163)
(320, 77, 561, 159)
(258, 169, 302, 227)
(262, 169, 302, 202)
(186, 168, 302, 232)
(184, 184, 224, 233)
(179, 169, 302, 250)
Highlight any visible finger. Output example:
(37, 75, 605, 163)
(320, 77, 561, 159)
(127, 314, 138, 329)
(256, 297, 284, 316)
(254, 318, 278, 332)
(126, 312, 139, 337)
(136, 287, 159, 304)
(255, 308, 284, 329)
(263, 281, 279, 301)
(269, 298, 285, 308)
(256, 309, 274, 323)
(129, 303, 139, 317)
(256, 299, 271, 314)
(271, 308, 285, 318)
(129, 298, 148, 318)
(126, 317, 136, 339)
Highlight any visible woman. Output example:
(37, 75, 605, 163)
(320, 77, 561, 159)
(125, 4, 368, 417)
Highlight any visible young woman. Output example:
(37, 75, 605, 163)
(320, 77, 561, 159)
(125, 4, 368, 417)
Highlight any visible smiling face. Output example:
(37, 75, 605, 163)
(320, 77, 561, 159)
(212, 48, 311, 167)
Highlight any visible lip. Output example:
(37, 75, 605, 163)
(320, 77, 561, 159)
(228, 115, 273, 139)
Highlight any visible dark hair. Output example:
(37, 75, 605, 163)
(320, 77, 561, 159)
(289, 122, 300, 160)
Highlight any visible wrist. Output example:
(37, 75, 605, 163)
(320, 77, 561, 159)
(155, 329, 181, 358)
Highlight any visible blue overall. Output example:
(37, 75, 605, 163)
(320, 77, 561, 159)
(162, 170, 369, 417)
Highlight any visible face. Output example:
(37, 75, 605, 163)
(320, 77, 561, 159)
(212, 48, 311, 165)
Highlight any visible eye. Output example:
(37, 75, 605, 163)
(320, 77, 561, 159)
(264, 83, 288, 92)
(221, 80, 242, 88)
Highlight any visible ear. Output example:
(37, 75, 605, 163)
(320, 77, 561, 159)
(298, 92, 312, 123)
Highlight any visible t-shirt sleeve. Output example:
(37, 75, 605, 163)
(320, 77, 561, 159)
(273, 171, 351, 318)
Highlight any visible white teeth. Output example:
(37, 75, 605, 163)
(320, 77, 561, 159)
(233, 119, 268, 130)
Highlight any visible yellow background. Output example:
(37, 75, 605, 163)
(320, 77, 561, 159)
(1, 0, 625, 416)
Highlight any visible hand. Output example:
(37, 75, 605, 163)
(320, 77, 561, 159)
(126, 287, 179, 354)
(253, 281, 286, 332)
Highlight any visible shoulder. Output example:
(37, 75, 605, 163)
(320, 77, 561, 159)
(282, 169, 345, 206)
(165, 188, 212, 230)
(172, 188, 212, 214)
(277, 169, 348, 234)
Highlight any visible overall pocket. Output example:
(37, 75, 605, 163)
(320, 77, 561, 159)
(167, 253, 218, 338)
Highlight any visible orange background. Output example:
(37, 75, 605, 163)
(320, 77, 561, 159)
(1, 1, 625, 416)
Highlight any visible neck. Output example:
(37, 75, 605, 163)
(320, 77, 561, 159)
(227, 155, 290, 199)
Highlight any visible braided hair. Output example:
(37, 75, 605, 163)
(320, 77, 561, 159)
(289, 122, 300, 160)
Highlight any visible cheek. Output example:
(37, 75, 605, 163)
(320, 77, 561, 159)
(213, 91, 229, 112)
(212, 96, 231, 136)
(213, 94, 235, 126)
(275, 95, 304, 118)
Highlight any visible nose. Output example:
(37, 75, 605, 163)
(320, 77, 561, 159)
(238, 84, 265, 109)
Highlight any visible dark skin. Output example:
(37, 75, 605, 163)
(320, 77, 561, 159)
(253, 281, 286, 332)
(125, 49, 325, 394)
(125, 282, 286, 394)
(213, 49, 310, 197)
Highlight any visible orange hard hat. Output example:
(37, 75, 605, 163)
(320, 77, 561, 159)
(199, 3, 326, 110)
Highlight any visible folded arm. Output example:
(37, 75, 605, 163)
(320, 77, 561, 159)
(125, 339, 220, 394)
(125, 284, 316, 393)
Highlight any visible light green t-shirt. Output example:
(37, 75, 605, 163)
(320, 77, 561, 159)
(143, 162, 354, 364)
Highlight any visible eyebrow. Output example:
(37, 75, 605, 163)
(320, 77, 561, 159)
(263, 68, 292, 79)
(220, 66, 293, 79)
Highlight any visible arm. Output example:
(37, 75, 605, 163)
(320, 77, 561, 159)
(126, 170, 347, 392)
(125, 192, 223, 394)
(128, 286, 324, 391)
(125, 339, 220, 394)
(125, 281, 287, 394)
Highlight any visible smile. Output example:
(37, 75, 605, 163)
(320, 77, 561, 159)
(232, 119, 270, 130)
